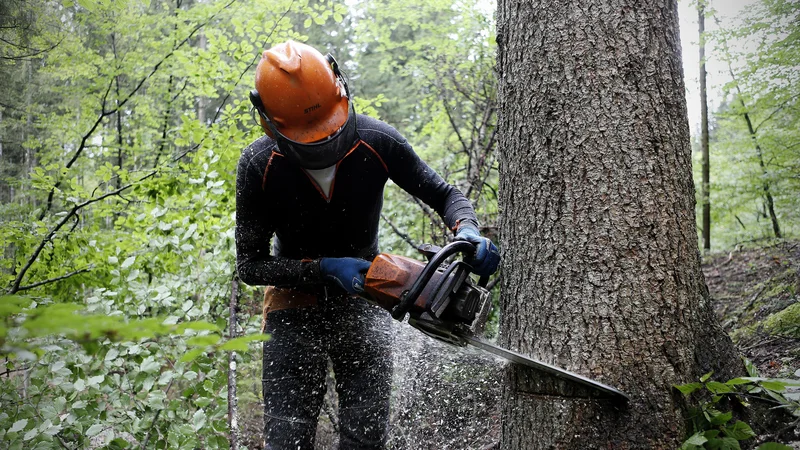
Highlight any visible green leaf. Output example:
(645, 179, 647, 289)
(675, 382, 704, 395)
(140, 357, 161, 373)
(105, 348, 119, 361)
(707, 381, 735, 394)
(756, 443, 793, 450)
(725, 377, 753, 386)
(724, 421, 756, 441)
(718, 437, 742, 450)
(708, 410, 733, 425)
(0, 295, 34, 317)
(218, 333, 270, 351)
(86, 424, 104, 437)
(186, 334, 220, 347)
(192, 409, 207, 431)
(9, 419, 28, 433)
(760, 380, 787, 392)
(743, 357, 759, 377)
(23, 428, 38, 441)
(680, 431, 708, 449)
(701, 372, 714, 383)
(180, 349, 204, 363)
(176, 321, 220, 333)
(303, 18, 311, 28)
(121, 256, 136, 269)
(87, 375, 105, 387)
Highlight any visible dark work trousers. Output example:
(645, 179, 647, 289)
(262, 295, 393, 450)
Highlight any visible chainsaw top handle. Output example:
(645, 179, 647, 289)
(390, 240, 486, 321)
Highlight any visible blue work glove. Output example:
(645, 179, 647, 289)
(455, 226, 500, 277)
(319, 257, 372, 295)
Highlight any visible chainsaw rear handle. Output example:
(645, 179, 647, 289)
(390, 240, 487, 321)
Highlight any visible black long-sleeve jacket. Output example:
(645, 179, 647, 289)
(235, 114, 478, 288)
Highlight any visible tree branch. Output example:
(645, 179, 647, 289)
(408, 194, 451, 238)
(440, 91, 469, 156)
(39, 0, 241, 219)
(753, 92, 800, 133)
(14, 266, 94, 292)
(140, 377, 175, 450)
(210, 0, 296, 125)
(381, 213, 418, 250)
(0, 36, 64, 60)
(10, 171, 156, 294)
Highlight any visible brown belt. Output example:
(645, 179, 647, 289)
(260, 286, 320, 332)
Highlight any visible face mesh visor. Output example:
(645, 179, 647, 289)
(274, 105, 358, 169)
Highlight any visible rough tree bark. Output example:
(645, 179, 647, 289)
(495, 0, 742, 447)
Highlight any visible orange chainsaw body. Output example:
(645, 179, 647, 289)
(363, 253, 444, 313)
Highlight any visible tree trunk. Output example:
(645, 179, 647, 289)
(228, 276, 240, 450)
(699, 2, 711, 251)
(738, 101, 781, 240)
(495, 0, 741, 447)
(716, 29, 782, 241)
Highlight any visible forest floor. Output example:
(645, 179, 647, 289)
(704, 241, 800, 379)
(703, 240, 800, 446)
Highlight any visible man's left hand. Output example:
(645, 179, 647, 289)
(320, 257, 372, 295)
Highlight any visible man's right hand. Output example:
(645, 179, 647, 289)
(319, 257, 372, 295)
(454, 226, 500, 277)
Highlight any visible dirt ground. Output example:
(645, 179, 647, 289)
(703, 241, 800, 379)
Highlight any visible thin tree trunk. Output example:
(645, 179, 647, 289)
(716, 17, 782, 240)
(112, 33, 124, 227)
(228, 275, 240, 450)
(738, 101, 781, 239)
(197, 31, 207, 125)
(25, 59, 35, 209)
(699, 2, 711, 251)
(495, 0, 741, 447)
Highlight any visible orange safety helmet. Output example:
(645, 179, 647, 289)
(250, 41, 358, 169)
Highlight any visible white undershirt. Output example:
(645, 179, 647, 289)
(304, 165, 337, 198)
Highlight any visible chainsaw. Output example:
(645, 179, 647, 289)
(362, 241, 629, 402)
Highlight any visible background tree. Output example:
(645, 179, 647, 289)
(350, 0, 499, 254)
(700, 0, 799, 248)
(495, 0, 742, 447)
(699, 0, 711, 251)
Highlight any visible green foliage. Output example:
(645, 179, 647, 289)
(348, 0, 498, 251)
(675, 361, 800, 450)
(0, 0, 334, 446)
(762, 302, 800, 336)
(696, 0, 800, 249)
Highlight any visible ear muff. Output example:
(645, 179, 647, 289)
(249, 89, 276, 136)
(325, 53, 350, 100)
(249, 89, 265, 111)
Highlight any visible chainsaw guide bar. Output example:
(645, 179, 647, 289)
(363, 241, 630, 403)
(458, 333, 630, 401)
